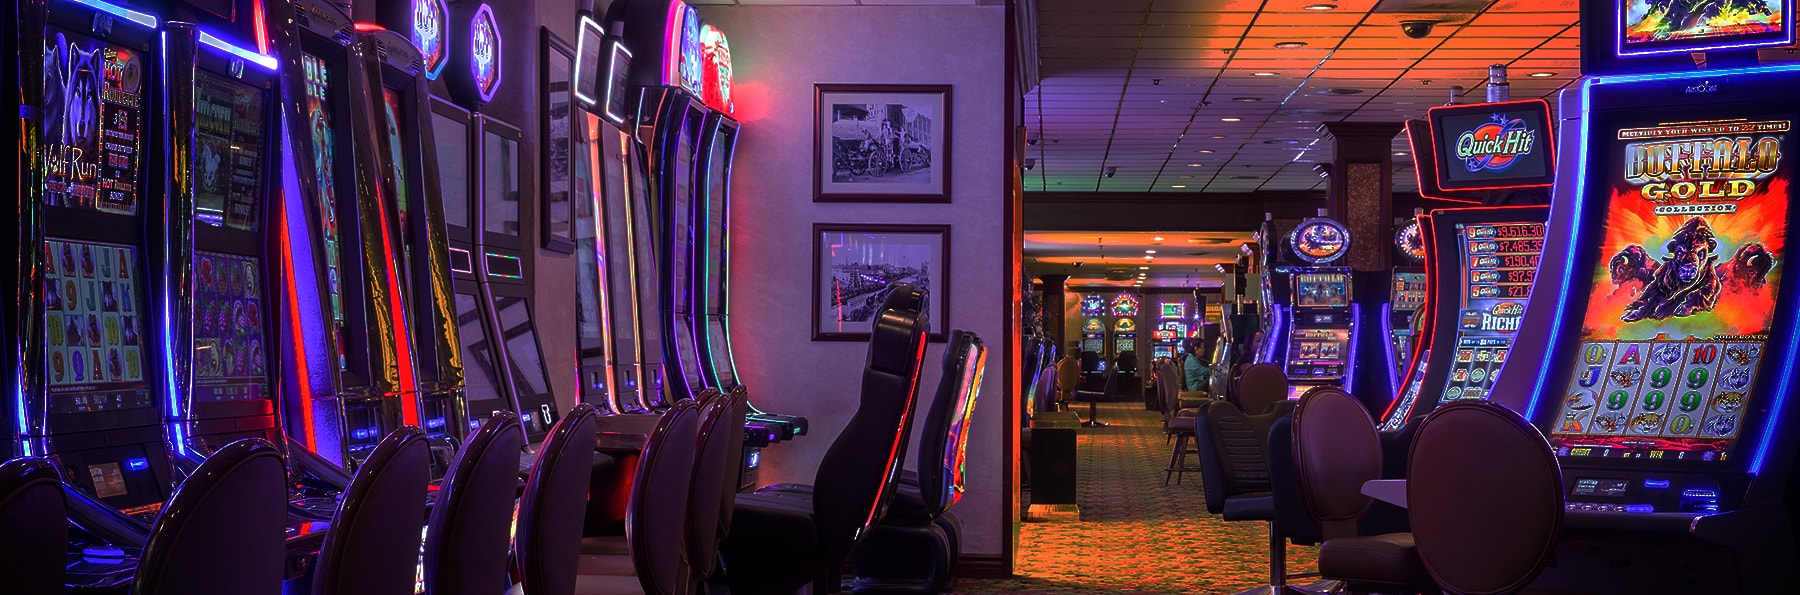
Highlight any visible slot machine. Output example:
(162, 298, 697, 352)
(1278, 215, 1356, 399)
(1153, 300, 1187, 360)
(1485, 2, 1800, 589)
(1376, 100, 1556, 432)
(278, 0, 418, 468)
(1383, 215, 1427, 397)
(353, 18, 468, 450)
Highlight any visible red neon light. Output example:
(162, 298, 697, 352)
(664, 0, 685, 88)
(354, 22, 386, 32)
(279, 202, 317, 451)
(1408, 120, 1485, 204)
(253, 0, 269, 55)
(1381, 213, 1436, 422)
(864, 330, 930, 535)
(1425, 98, 1557, 193)
(372, 183, 419, 425)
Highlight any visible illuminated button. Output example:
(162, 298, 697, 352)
(126, 458, 148, 471)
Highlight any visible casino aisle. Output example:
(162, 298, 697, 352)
(963, 402, 1317, 594)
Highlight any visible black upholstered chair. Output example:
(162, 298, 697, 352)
(1192, 398, 1298, 595)
(576, 397, 705, 594)
(1073, 368, 1117, 427)
(0, 457, 68, 592)
(718, 285, 931, 595)
(1409, 401, 1563, 595)
(132, 438, 287, 595)
(514, 404, 600, 595)
(423, 413, 528, 595)
(312, 427, 431, 595)
(1294, 387, 1431, 594)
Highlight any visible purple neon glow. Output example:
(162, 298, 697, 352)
(469, 3, 501, 103)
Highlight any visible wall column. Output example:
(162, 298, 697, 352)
(1039, 274, 1068, 355)
(1320, 122, 1405, 272)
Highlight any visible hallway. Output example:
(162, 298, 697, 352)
(963, 402, 1318, 594)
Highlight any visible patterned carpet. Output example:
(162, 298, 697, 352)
(960, 402, 1318, 594)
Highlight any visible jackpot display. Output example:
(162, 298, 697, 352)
(1547, 116, 1789, 462)
(1441, 221, 1544, 401)
(193, 71, 267, 231)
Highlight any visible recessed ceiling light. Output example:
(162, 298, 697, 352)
(1252, 72, 1278, 77)
(1171, 185, 1187, 188)
(1145, 249, 1157, 254)
(1197, 149, 1216, 153)
(1153, 236, 1165, 241)
(1187, 163, 1203, 167)
(1178, 175, 1194, 179)
(1529, 71, 1556, 77)
(1210, 135, 1228, 139)
(1221, 117, 1242, 122)
(1233, 97, 1262, 102)
(1303, 2, 1337, 10)
(1394, 151, 1409, 156)
(1144, 255, 1155, 261)
(1274, 41, 1308, 49)
(1139, 266, 1150, 270)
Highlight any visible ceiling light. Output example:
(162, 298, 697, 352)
(1252, 72, 1278, 77)
(1274, 41, 1308, 49)
(1178, 175, 1194, 179)
(1153, 236, 1165, 241)
(1394, 151, 1409, 156)
(1144, 255, 1155, 261)
(1263, 139, 1301, 145)
(1233, 97, 1262, 102)
(1139, 266, 1150, 270)
(1171, 185, 1187, 188)
(1529, 71, 1556, 77)
(1145, 249, 1157, 254)
(1210, 135, 1227, 139)
(1197, 149, 1215, 153)
(1186, 163, 1202, 167)
(1221, 117, 1241, 122)
(1303, 2, 1337, 10)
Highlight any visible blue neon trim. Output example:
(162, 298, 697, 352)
(1592, 62, 1800, 86)
(198, 30, 278, 72)
(1523, 81, 1592, 423)
(1381, 303, 1399, 396)
(1752, 272, 1800, 473)
(71, 0, 157, 28)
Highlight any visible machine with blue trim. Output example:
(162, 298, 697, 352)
(1487, 0, 1800, 589)
(1268, 212, 1359, 400)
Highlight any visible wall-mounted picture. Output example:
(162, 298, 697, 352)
(813, 224, 950, 342)
(815, 84, 951, 203)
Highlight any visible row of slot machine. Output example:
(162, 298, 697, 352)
(4, 0, 803, 587)
(1263, 3, 1800, 586)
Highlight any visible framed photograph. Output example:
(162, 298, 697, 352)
(813, 224, 950, 342)
(814, 84, 952, 203)
(539, 29, 577, 254)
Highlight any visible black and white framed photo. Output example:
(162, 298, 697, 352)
(539, 28, 577, 253)
(813, 224, 950, 342)
(814, 84, 951, 203)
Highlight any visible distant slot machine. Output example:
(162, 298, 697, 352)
(1280, 216, 1356, 399)
(1384, 216, 1428, 396)
(1080, 317, 1106, 355)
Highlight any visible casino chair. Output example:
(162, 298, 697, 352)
(311, 427, 431, 595)
(132, 438, 287, 595)
(1236, 363, 1291, 415)
(1160, 360, 1206, 486)
(573, 398, 703, 595)
(1073, 367, 1118, 427)
(423, 412, 528, 595)
(1408, 401, 1564, 595)
(716, 285, 931, 595)
(512, 404, 599, 595)
(1294, 387, 1433, 595)
(0, 457, 68, 592)
(1054, 355, 1080, 412)
(1192, 398, 1299, 595)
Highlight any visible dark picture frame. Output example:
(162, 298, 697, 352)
(539, 28, 577, 254)
(814, 84, 952, 203)
(812, 223, 950, 342)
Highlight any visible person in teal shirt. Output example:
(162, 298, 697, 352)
(1182, 339, 1211, 392)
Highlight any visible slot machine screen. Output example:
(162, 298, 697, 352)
(1292, 273, 1351, 308)
(494, 296, 559, 440)
(455, 294, 508, 427)
(1440, 221, 1544, 402)
(43, 240, 152, 414)
(1113, 336, 1134, 355)
(42, 29, 143, 216)
(193, 251, 270, 403)
(484, 129, 522, 236)
(432, 111, 470, 228)
(1392, 272, 1428, 311)
(302, 53, 347, 371)
(193, 70, 267, 231)
(1546, 112, 1791, 463)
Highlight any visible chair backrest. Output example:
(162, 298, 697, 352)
(133, 438, 286, 595)
(312, 427, 431, 595)
(1408, 400, 1563, 595)
(1291, 386, 1380, 541)
(1157, 360, 1180, 414)
(1192, 401, 1271, 514)
(627, 399, 704, 595)
(1078, 350, 1099, 373)
(1116, 351, 1137, 374)
(812, 284, 929, 565)
(1054, 356, 1079, 403)
(686, 390, 744, 581)
(1031, 365, 1057, 413)
(0, 457, 68, 592)
(423, 413, 527, 595)
(516, 404, 599, 595)
(1237, 363, 1290, 415)
(1265, 415, 1322, 547)
(918, 331, 987, 519)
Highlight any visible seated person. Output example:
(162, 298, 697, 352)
(1182, 340, 1213, 393)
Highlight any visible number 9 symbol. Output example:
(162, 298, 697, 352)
(1608, 391, 1630, 411)
(1686, 368, 1709, 389)
(1650, 367, 1672, 388)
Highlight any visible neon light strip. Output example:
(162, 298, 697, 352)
(1345, 303, 1361, 394)
(71, 0, 157, 28)
(1381, 303, 1399, 396)
(602, 41, 632, 124)
(664, 0, 685, 87)
(198, 30, 278, 71)
(485, 252, 522, 279)
(573, 16, 603, 107)
(449, 247, 474, 274)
